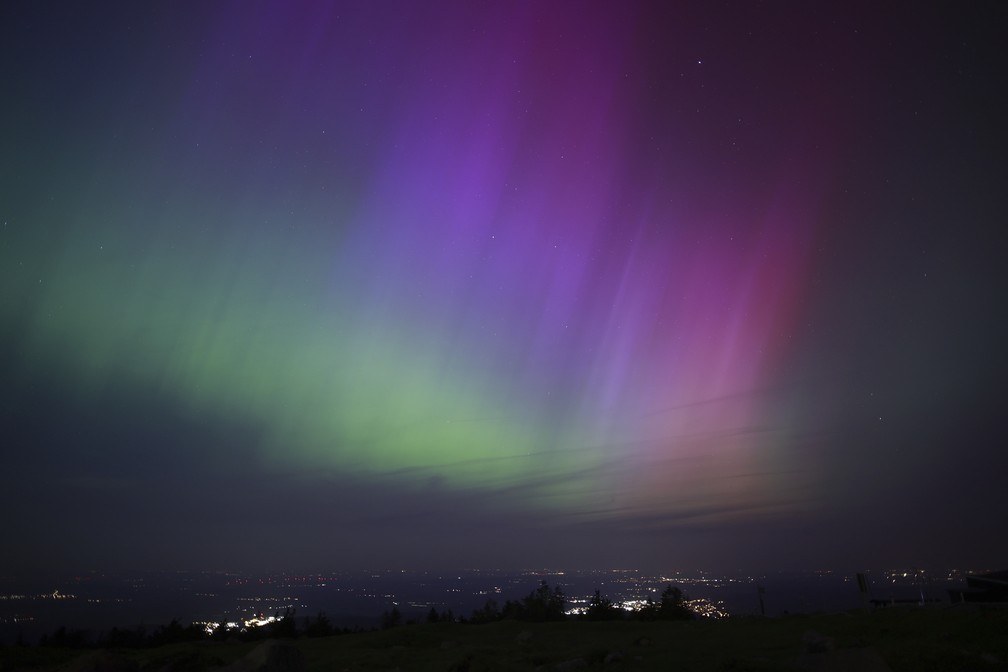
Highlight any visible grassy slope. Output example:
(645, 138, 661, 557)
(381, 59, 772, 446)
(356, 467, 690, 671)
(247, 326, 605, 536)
(2, 606, 1007, 671)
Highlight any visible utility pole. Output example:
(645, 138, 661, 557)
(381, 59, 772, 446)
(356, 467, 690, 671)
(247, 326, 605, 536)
(856, 572, 870, 612)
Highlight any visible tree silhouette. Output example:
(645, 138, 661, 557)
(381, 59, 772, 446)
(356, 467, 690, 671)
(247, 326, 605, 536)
(502, 581, 567, 621)
(637, 584, 692, 620)
(584, 589, 621, 620)
(303, 611, 334, 638)
(469, 599, 501, 624)
(380, 606, 402, 629)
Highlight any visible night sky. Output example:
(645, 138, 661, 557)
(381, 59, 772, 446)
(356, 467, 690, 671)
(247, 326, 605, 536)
(2, 2, 1005, 577)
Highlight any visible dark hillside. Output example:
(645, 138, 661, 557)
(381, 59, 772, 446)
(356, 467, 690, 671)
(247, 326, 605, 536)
(2, 606, 1006, 671)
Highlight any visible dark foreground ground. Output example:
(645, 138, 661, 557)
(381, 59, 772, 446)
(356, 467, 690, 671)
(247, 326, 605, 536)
(2, 605, 1007, 672)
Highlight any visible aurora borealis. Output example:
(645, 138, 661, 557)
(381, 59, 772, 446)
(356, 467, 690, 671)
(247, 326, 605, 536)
(2, 2, 1005, 573)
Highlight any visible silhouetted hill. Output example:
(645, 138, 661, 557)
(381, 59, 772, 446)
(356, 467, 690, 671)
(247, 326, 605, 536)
(2, 606, 1007, 671)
